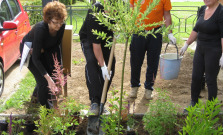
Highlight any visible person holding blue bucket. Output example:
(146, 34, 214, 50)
(129, 0, 176, 100)
(180, 0, 223, 112)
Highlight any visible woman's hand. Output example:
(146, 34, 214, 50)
(44, 74, 58, 92)
(29, 48, 33, 55)
(180, 42, 189, 56)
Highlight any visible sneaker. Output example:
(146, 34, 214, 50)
(145, 89, 152, 100)
(183, 101, 196, 114)
(89, 103, 99, 115)
(129, 87, 139, 98)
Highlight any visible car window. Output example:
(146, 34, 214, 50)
(0, 1, 12, 27)
(8, 0, 21, 18)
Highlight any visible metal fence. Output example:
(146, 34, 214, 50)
(23, 5, 200, 37)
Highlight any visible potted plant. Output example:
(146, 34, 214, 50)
(58, 97, 87, 130)
(126, 114, 138, 135)
(7, 114, 25, 135)
(23, 100, 40, 132)
(0, 119, 8, 132)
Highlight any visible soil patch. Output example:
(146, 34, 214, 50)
(68, 42, 223, 113)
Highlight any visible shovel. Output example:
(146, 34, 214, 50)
(87, 37, 116, 135)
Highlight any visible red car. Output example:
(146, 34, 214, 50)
(0, 0, 31, 96)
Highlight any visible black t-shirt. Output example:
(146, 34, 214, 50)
(79, 2, 114, 46)
(21, 21, 65, 76)
(193, 4, 223, 47)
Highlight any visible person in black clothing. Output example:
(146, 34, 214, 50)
(79, 2, 116, 115)
(180, 0, 223, 111)
(20, 1, 67, 108)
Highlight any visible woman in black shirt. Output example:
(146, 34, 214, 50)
(180, 0, 223, 110)
(20, 1, 67, 108)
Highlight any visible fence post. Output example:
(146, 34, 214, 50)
(42, 0, 52, 7)
(69, 6, 72, 25)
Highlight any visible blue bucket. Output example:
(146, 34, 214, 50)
(160, 53, 183, 80)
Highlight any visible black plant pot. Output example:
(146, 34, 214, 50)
(25, 122, 37, 132)
(0, 120, 8, 131)
(126, 130, 136, 135)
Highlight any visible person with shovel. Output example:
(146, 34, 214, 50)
(180, 0, 223, 112)
(79, 2, 116, 115)
(129, 0, 176, 100)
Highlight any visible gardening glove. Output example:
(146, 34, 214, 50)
(168, 33, 176, 44)
(180, 42, 189, 56)
(101, 63, 111, 80)
(219, 53, 223, 68)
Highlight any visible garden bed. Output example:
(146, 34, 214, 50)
(1, 112, 222, 135)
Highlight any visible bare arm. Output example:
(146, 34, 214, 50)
(186, 31, 198, 45)
(164, 10, 172, 33)
(93, 43, 105, 67)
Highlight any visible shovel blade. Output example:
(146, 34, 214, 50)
(87, 116, 99, 135)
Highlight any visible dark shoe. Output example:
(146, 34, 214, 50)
(147, 86, 154, 91)
(89, 103, 99, 115)
(183, 101, 196, 114)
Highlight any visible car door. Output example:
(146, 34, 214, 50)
(0, 0, 16, 72)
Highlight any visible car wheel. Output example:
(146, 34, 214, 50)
(0, 62, 4, 97)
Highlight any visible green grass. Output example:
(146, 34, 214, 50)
(171, 2, 204, 38)
(0, 72, 35, 113)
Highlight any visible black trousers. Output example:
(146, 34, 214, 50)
(28, 59, 51, 109)
(130, 32, 162, 90)
(81, 40, 116, 104)
(191, 45, 221, 103)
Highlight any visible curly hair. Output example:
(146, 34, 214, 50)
(43, 1, 67, 23)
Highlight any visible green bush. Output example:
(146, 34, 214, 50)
(143, 89, 178, 135)
(179, 98, 223, 135)
(24, 0, 42, 26)
(60, 0, 77, 5)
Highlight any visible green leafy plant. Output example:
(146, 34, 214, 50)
(23, 100, 40, 121)
(34, 55, 85, 135)
(126, 101, 138, 133)
(100, 89, 126, 135)
(72, 58, 85, 65)
(58, 96, 87, 118)
(34, 105, 78, 135)
(7, 114, 25, 135)
(143, 89, 178, 135)
(179, 98, 223, 135)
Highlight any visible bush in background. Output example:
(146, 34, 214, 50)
(23, 0, 42, 26)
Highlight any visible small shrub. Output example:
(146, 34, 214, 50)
(100, 89, 126, 135)
(179, 98, 223, 135)
(143, 89, 178, 135)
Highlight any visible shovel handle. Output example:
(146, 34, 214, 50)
(100, 37, 116, 104)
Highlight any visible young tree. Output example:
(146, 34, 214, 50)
(90, 0, 173, 133)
